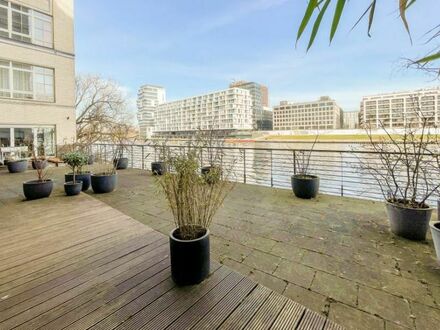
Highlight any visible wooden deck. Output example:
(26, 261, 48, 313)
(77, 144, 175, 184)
(0, 193, 342, 330)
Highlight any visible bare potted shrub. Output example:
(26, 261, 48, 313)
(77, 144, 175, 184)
(157, 146, 233, 285)
(150, 139, 168, 175)
(112, 124, 133, 170)
(91, 152, 118, 194)
(358, 101, 438, 241)
(63, 152, 88, 196)
(23, 146, 53, 200)
(31, 144, 48, 170)
(291, 136, 319, 199)
(197, 129, 225, 184)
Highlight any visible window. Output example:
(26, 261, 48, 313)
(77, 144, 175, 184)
(0, 59, 54, 102)
(0, 127, 10, 147)
(0, 1, 52, 47)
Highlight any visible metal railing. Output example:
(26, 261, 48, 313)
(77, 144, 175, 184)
(91, 143, 440, 206)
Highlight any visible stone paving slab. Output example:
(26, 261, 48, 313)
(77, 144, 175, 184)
(2, 166, 440, 329)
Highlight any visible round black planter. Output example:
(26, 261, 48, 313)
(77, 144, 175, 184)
(91, 173, 117, 194)
(169, 228, 210, 286)
(291, 174, 319, 199)
(64, 181, 83, 196)
(32, 160, 48, 170)
(114, 157, 129, 170)
(7, 160, 28, 173)
(23, 180, 53, 200)
(151, 161, 167, 175)
(385, 202, 432, 241)
(65, 172, 91, 191)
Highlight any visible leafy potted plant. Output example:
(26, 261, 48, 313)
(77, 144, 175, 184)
(358, 101, 438, 241)
(23, 147, 53, 200)
(157, 146, 233, 285)
(291, 135, 319, 199)
(64, 151, 92, 191)
(63, 152, 88, 196)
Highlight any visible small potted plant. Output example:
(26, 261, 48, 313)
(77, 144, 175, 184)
(150, 140, 168, 175)
(64, 151, 92, 191)
(291, 135, 319, 199)
(63, 152, 88, 196)
(31, 144, 48, 170)
(23, 147, 53, 200)
(157, 146, 233, 285)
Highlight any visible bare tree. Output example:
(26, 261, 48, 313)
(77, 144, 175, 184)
(75, 75, 134, 145)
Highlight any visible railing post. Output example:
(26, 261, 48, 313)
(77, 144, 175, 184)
(270, 149, 273, 187)
(293, 150, 296, 175)
(142, 145, 145, 170)
(340, 153, 344, 197)
(243, 149, 246, 184)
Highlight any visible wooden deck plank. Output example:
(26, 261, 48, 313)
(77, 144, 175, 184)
(0, 192, 341, 330)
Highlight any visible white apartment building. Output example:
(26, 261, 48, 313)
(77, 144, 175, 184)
(343, 111, 359, 129)
(360, 87, 440, 128)
(137, 84, 166, 139)
(154, 88, 253, 133)
(0, 0, 75, 157)
(273, 96, 343, 130)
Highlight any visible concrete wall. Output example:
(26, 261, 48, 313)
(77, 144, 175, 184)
(0, 0, 76, 146)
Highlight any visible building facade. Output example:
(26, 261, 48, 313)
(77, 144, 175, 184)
(154, 88, 252, 134)
(273, 96, 343, 130)
(260, 106, 273, 130)
(137, 84, 166, 139)
(360, 87, 440, 128)
(0, 0, 75, 157)
(342, 111, 360, 129)
(229, 81, 269, 130)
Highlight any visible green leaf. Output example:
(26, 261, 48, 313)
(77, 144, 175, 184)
(350, 1, 374, 34)
(416, 52, 440, 63)
(296, 0, 318, 44)
(330, 0, 346, 43)
(307, 0, 331, 51)
(399, 0, 412, 43)
(367, 0, 376, 37)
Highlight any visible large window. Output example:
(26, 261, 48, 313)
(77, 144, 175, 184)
(0, 59, 54, 102)
(0, 127, 10, 147)
(0, 0, 52, 48)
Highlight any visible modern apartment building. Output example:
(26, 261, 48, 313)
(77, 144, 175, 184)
(229, 81, 269, 130)
(273, 96, 343, 130)
(154, 88, 252, 134)
(0, 0, 75, 157)
(260, 106, 273, 130)
(359, 87, 440, 128)
(343, 111, 360, 129)
(137, 84, 166, 139)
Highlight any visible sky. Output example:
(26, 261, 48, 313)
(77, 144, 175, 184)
(75, 0, 440, 113)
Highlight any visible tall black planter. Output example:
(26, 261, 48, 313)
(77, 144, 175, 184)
(291, 174, 319, 199)
(151, 161, 167, 175)
(7, 160, 28, 173)
(23, 180, 53, 200)
(169, 228, 210, 286)
(114, 157, 129, 170)
(386, 202, 432, 241)
(65, 172, 91, 191)
(91, 173, 117, 194)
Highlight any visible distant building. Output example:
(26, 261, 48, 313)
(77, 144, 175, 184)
(154, 88, 252, 134)
(359, 87, 440, 128)
(343, 111, 359, 129)
(273, 96, 343, 130)
(229, 81, 269, 130)
(137, 85, 166, 138)
(260, 106, 273, 130)
(0, 0, 75, 156)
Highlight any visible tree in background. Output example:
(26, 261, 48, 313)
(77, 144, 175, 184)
(75, 75, 135, 145)
(295, 0, 439, 77)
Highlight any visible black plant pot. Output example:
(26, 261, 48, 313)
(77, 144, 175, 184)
(114, 157, 129, 170)
(7, 160, 28, 173)
(23, 180, 53, 200)
(169, 228, 210, 286)
(291, 174, 319, 199)
(151, 161, 167, 175)
(32, 159, 48, 170)
(91, 173, 117, 194)
(386, 202, 433, 241)
(64, 181, 83, 196)
(65, 172, 91, 191)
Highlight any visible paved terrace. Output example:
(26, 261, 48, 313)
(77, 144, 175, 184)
(0, 167, 340, 330)
(1, 167, 440, 329)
